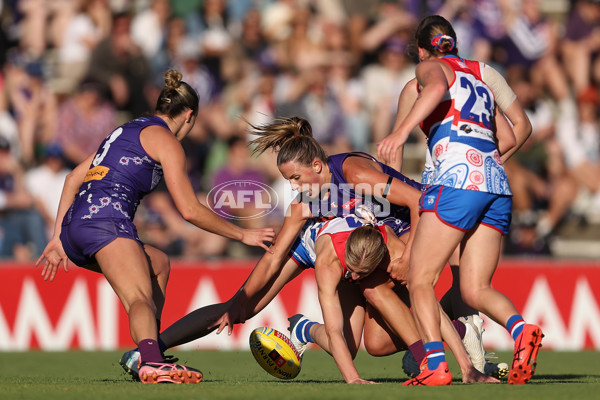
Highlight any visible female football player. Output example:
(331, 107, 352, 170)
(35, 69, 275, 384)
(377, 15, 543, 386)
(284, 216, 498, 384)
(120, 116, 500, 383)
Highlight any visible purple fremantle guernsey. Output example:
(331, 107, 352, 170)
(304, 152, 422, 237)
(64, 116, 165, 224)
(60, 116, 166, 267)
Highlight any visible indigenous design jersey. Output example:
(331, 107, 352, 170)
(63, 116, 166, 224)
(303, 152, 422, 237)
(420, 56, 511, 195)
(289, 215, 388, 274)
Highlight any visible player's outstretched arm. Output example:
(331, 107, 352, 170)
(148, 126, 275, 250)
(315, 240, 377, 384)
(215, 202, 309, 335)
(35, 151, 96, 281)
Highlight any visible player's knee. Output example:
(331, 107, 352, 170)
(127, 296, 157, 315)
(361, 286, 383, 307)
(364, 338, 391, 356)
(459, 287, 482, 309)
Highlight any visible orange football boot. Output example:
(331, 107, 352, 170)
(508, 324, 544, 385)
(402, 361, 452, 386)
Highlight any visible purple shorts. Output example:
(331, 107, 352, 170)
(419, 185, 512, 235)
(60, 218, 144, 268)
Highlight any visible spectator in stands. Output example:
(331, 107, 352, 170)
(15, 0, 48, 59)
(496, 0, 570, 102)
(53, 78, 117, 167)
(0, 136, 46, 260)
(326, 51, 370, 152)
(277, 64, 351, 154)
(568, 85, 600, 219)
(0, 0, 597, 259)
(52, 0, 110, 94)
(362, 37, 416, 144)
(503, 71, 578, 253)
(86, 12, 152, 120)
(131, 0, 172, 85)
(3, 54, 57, 166)
(0, 74, 21, 159)
(24, 143, 71, 239)
(561, 0, 600, 98)
(235, 8, 269, 61)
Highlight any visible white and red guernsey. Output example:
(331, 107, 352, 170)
(419, 55, 511, 195)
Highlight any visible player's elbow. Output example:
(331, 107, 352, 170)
(517, 118, 533, 146)
(178, 205, 197, 223)
(64, 169, 83, 191)
(172, 191, 208, 223)
(361, 285, 385, 307)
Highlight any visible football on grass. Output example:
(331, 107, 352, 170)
(249, 327, 302, 379)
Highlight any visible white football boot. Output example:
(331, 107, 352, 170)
(458, 314, 486, 373)
(287, 314, 311, 357)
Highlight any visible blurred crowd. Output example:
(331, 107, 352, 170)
(0, 0, 599, 261)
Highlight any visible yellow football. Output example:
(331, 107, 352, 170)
(249, 327, 302, 379)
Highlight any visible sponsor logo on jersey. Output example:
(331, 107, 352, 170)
(83, 166, 109, 182)
(342, 198, 361, 211)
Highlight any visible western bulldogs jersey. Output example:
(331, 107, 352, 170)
(420, 56, 511, 195)
(289, 215, 388, 275)
(303, 152, 422, 237)
(63, 116, 166, 225)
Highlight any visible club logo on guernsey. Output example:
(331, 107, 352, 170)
(207, 180, 279, 220)
(83, 166, 109, 182)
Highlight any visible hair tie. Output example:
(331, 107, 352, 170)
(431, 33, 455, 53)
(355, 205, 377, 225)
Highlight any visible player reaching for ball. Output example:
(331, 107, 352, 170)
(35, 70, 275, 384)
(118, 116, 503, 383)
(283, 215, 498, 384)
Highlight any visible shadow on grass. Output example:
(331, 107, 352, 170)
(108, 374, 600, 385)
(527, 374, 600, 384)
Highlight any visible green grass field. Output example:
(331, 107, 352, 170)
(0, 349, 598, 400)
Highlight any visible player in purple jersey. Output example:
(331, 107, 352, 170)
(115, 117, 425, 381)
(116, 115, 497, 383)
(210, 117, 422, 327)
(120, 212, 494, 384)
(377, 16, 543, 386)
(35, 70, 275, 384)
